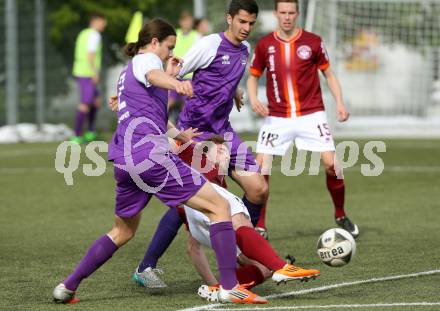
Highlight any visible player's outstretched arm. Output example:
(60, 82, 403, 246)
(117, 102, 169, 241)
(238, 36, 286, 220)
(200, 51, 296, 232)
(186, 234, 219, 286)
(323, 68, 349, 122)
(246, 74, 268, 117)
(147, 70, 193, 97)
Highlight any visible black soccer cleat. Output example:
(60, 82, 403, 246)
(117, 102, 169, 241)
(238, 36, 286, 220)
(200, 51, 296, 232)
(285, 254, 296, 264)
(335, 216, 359, 239)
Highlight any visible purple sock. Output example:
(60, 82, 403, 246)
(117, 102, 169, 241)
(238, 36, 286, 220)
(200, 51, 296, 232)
(209, 221, 238, 290)
(242, 196, 263, 227)
(88, 106, 98, 132)
(63, 235, 118, 291)
(138, 208, 183, 272)
(74, 110, 86, 136)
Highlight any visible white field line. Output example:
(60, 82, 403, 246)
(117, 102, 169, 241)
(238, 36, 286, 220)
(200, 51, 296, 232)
(1, 165, 440, 175)
(212, 302, 440, 310)
(178, 269, 440, 311)
(268, 165, 440, 173)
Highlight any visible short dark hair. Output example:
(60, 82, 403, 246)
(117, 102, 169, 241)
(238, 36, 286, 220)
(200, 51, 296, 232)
(124, 18, 176, 58)
(89, 12, 106, 21)
(228, 0, 259, 17)
(274, 0, 299, 11)
(194, 17, 208, 30)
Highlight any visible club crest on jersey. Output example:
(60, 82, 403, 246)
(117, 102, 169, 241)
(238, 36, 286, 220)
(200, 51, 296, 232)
(268, 46, 276, 54)
(241, 54, 247, 65)
(222, 54, 231, 65)
(297, 45, 312, 60)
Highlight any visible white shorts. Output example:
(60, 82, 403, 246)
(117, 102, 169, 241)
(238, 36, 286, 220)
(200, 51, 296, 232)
(256, 111, 335, 156)
(183, 183, 250, 249)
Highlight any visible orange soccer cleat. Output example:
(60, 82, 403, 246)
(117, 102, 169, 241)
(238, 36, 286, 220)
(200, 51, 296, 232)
(272, 264, 320, 284)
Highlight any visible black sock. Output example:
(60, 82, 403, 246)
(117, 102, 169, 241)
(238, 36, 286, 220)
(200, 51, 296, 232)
(242, 196, 263, 227)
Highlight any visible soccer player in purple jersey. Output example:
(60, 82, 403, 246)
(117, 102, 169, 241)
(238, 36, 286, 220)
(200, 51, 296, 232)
(53, 18, 266, 305)
(129, 0, 269, 289)
(177, 0, 268, 227)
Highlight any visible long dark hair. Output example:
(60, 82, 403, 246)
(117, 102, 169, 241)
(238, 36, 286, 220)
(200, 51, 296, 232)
(124, 18, 176, 58)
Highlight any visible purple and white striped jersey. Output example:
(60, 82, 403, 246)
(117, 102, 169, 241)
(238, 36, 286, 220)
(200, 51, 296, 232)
(177, 32, 250, 134)
(108, 53, 169, 161)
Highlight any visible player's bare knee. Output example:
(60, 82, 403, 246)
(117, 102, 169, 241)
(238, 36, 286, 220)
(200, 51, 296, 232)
(78, 104, 90, 113)
(248, 178, 268, 202)
(232, 213, 253, 230)
(108, 226, 135, 246)
(94, 97, 102, 108)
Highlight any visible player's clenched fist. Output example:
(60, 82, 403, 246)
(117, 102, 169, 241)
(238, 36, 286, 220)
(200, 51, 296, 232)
(175, 80, 193, 97)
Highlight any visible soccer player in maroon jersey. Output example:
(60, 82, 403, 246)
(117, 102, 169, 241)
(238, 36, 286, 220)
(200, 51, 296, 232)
(247, 0, 359, 239)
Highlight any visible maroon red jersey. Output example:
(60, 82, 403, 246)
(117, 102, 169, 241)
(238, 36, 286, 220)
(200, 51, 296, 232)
(250, 29, 330, 117)
(176, 143, 227, 227)
(177, 143, 227, 189)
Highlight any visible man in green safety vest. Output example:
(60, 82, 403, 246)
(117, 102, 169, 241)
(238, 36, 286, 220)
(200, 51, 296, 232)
(71, 13, 107, 144)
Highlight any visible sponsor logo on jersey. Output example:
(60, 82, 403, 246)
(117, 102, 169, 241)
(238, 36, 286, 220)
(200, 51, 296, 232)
(222, 54, 231, 65)
(268, 45, 276, 54)
(297, 45, 312, 60)
(271, 73, 281, 104)
(269, 55, 275, 72)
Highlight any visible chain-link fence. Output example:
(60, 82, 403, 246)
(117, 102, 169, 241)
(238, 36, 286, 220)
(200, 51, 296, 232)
(5, 0, 436, 138)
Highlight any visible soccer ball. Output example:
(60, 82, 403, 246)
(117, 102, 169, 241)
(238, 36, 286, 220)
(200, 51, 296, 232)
(317, 228, 356, 267)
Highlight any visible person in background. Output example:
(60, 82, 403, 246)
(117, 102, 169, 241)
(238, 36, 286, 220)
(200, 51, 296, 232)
(168, 11, 200, 122)
(194, 17, 211, 38)
(71, 13, 107, 144)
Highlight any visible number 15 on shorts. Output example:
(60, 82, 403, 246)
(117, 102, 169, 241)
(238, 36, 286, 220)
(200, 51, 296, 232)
(317, 123, 331, 137)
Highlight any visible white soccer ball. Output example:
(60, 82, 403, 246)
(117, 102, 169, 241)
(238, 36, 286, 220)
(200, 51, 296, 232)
(317, 228, 356, 267)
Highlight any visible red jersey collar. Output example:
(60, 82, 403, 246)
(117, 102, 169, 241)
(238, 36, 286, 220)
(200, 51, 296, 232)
(273, 28, 303, 43)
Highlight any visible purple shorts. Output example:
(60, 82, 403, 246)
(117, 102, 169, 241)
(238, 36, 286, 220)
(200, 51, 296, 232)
(169, 89, 185, 102)
(76, 77, 100, 105)
(113, 151, 206, 218)
(194, 126, 260, 175)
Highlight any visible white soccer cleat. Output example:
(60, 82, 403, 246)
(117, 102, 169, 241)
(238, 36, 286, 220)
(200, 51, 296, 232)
(132, 267, 167, 288)
(197, 284, 219, 302)
(53, 283, 76, 303)
(218, 284, 267, 304)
